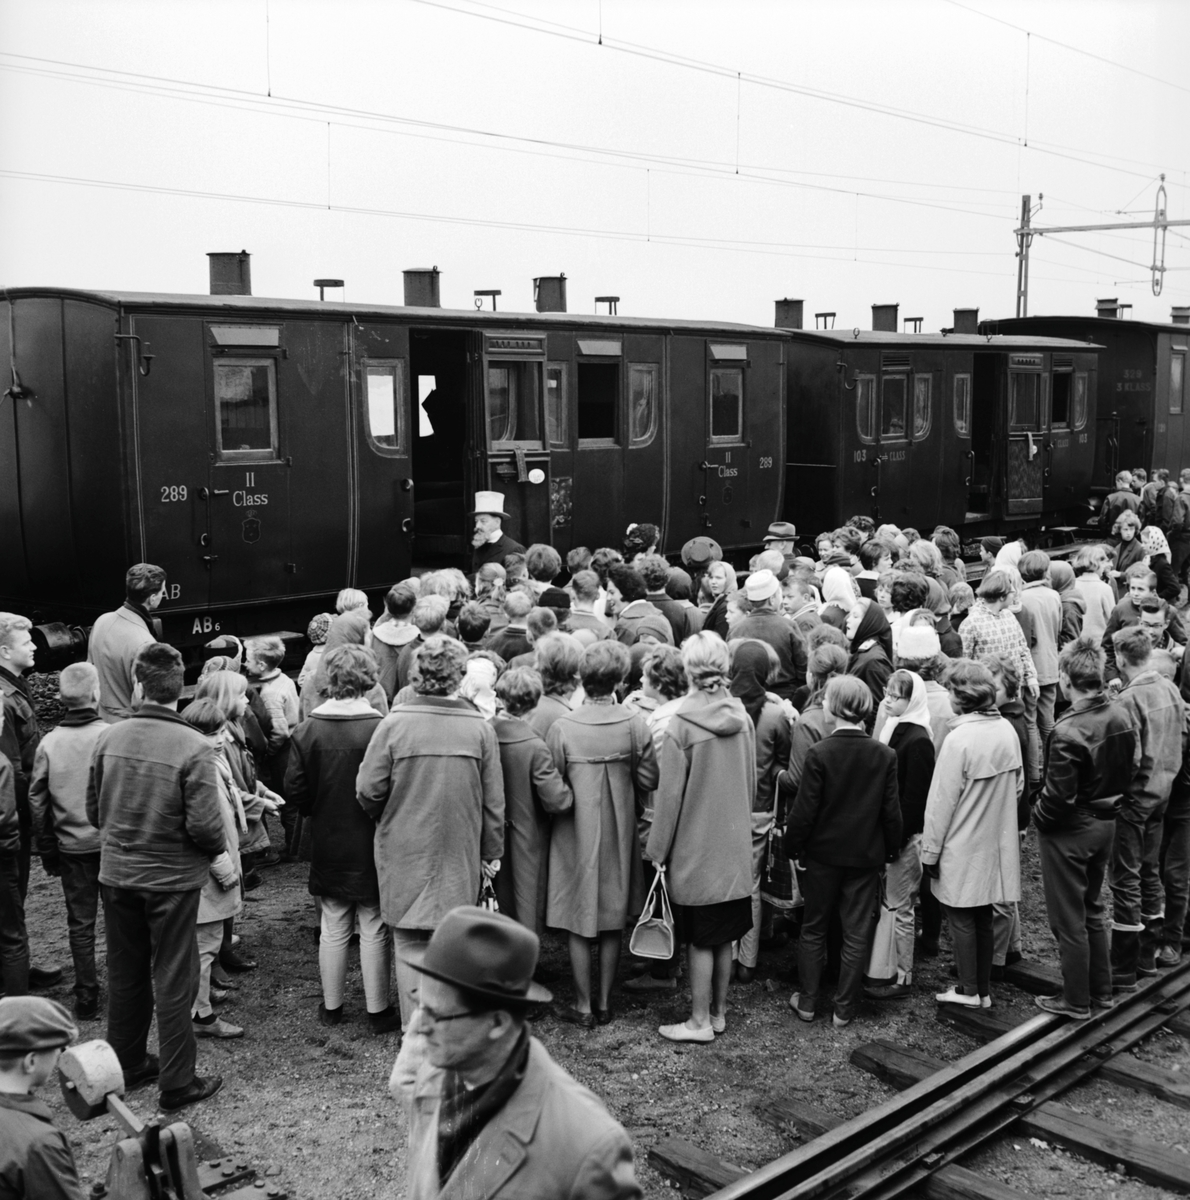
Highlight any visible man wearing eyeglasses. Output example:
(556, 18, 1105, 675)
(389, 906, 640, 1200)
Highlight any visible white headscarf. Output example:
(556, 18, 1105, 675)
(878, 671, 932, 745)
(1141, 525, 1172, 561)
(459, 657, 499, 720)
(821, 565, 858, 612)
(994, 540, 1023, 571)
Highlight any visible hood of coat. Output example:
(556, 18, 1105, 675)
(675, 690, 750, 742)
(372, 620, 420, 648)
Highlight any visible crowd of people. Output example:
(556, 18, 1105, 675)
(1, 475, 1189, 1198)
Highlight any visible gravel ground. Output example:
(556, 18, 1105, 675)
(20, 672, 1190, 1200)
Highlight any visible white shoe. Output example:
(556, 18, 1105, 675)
(935, 988, 981, 1007)
(710, 1014, 726, 1034)
(980, 995, 992, 1009)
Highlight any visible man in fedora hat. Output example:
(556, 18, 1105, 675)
(472, 493, 526, 573)
(762, 522, 799, 573)
(390, 907, 640, 1200)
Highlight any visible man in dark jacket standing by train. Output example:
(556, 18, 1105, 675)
(87, 643, 227, 1111)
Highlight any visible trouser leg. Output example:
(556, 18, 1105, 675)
(392, 928, 431, 1025)
(103, 886, 154, 1072)
(318, 896, 352, 1010)
(191, 920, 224, 1020)
(972, 905, 994, 997)
(15, 800, 31, 900)
(0, 852, 29, 995)
(1035, 684, 1057, 755)
(357, 902, 392, 1014)
(1161, 779, 1190, 948)
(834, 868, 880, 1020)
(797, 859, 843, 1014)
(737, 814, 771, 970)
(1038, 814, 1113, 1009)
(992, 902, 1021, 967)
(919, 871, 942, 945)
(1110, 806, 1149, 983)
(1023, 687, 1041, 785)
(884, 836, 921, 984)
(145, 889, 201, 1093)
(943, 904, 979, 995)
(59, 853, 101, 1002)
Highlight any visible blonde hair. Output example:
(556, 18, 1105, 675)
(194, 669, 247, 720)
(59, 662, 99, 707)
(335, 588, 370, 614)
(681, 631, 731, 692)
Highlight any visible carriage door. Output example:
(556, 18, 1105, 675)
(571, 337, 625, 550)
(700, 343, 751, 535)
(353, 322, 413, 587)
(1004, 355, 1044, 516)
(875, 353, 912, 523)
(482, 333, 551, 549)
(204, 323, 293, 601)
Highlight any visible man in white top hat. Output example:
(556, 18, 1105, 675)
(472, 492, 526, 572)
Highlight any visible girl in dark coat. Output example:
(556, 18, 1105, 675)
(846, 599, 894, 715)
(491, 667, 573, 934)
(285, 646, 399, 1033)
(866, 670, 935, 999)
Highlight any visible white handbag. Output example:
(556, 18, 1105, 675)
(629, 866, 675, 960)
(864, 874, 899, 985)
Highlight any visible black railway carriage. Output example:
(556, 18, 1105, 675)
(780, 326, 1099, 540)
(982, 307, 1190, 492)
(0, 285, 787, 648)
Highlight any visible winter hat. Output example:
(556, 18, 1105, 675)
(895, 624, 941, 661)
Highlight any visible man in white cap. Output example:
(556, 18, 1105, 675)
(472, 492, 526, 572)
(729, 570, 808, 700)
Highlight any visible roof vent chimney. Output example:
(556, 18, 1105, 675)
(871, 303, 898, 333)
(534, 275, 567, 313)
(207, 251, 251, 296)
(1171, 306, 1190, 326)
(952, 308, 979, 335)
(403, 267, 441, 308)
(774, 299, 804, 329)
(1096, 297, 1121, 319)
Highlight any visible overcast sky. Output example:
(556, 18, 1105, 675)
(1, 0, 1187, 329)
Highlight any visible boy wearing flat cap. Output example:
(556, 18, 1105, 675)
(0, 996, 84, 1199)
(390, 906, 640, 1200)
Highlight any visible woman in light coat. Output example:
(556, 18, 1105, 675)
(921, 659, 1023, 1008)
(546, 641, 659, 1027)
(647, 633, 756, 1043)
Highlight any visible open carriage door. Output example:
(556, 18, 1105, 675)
(352, 321, 414, 588)
(1004, 354, 1045, 517)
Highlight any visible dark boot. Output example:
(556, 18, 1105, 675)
(1138, 917, 1162, 976)
(1110, 929, 1140, 991)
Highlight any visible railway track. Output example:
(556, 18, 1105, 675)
(650, 960, 1190, 1200)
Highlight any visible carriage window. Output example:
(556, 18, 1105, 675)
(912, 376, 932, 439)
(629, 364, 658, 446)
(1172, 352, 1186, 415)
(881, 375, 907, 439)
(709, 368, 743, 443)
(364, 360, 407, 456)
(1009, 372, 1041, 430)
(487, 361, 543, 447)
(213, 359, 277, 461)
(856, 376, 875, 442)
(1073, 373, 1088, 429)
(953, 374, 971, 436)
(546, 364, 568, 446)
(1051, 372, 1072, 428)
(578, 361, 619, 442)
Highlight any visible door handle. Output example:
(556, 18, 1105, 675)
(212, 489, 230, 496)
(401, 518, 413, 534)
(202, 555, 218, 568)
(199, 533, 210, 547)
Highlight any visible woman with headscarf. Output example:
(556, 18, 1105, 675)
(993, 537, 1025, 572)
(1047, 560, 1085, 649)
(819, 565, 858, 631)
(729, 640, 792, 983)
(865, 670, 935, 1001)
(1140, 525, 1181, 603)
(845, 598, 894, 716)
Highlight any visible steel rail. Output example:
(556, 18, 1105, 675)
(827, 964, 1190, 1200)
(706, 961, 1190, 1200)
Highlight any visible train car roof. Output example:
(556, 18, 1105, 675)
(0, 286, 790, 339)
(787, 328, 1101, 350)
(983, 314, 1190, 337)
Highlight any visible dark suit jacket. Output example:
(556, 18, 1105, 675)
(474, 532, 526, 571)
